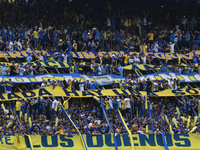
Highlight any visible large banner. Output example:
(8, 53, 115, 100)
(0, 61, 69, 68)
(1, 134, 200, 150)
(2, 86, 200, 101)
(70, 51, 200, 60)
(0, 86, 138, 101)
(1, 50, 200, 60)
(123, 64, 158, 70)
(0, 50, 49, 58)
(136, 71, 200, 83)
(0, 74, 125, 85)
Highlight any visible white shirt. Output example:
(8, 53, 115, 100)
(182, 18, 187, 25)
(142, 56, 146, 64)
(125, 98, 131, 108)
(62, 54, 68, 62)
(64, 29, 68, 34)
(154, 44, 158, 52)
(137, 130, 144, 134)
(10, 114, 15, 120)
(136, 19, 141, 26)
(109, 99, 113, 109)
(168, 80, 174, 89)
(88, 116, 93, 120)
(47, 81, 51, 86)
(117, 98, 121, 108)
(98, 67, 102, 75)
(169, 43, 175, 52)
(80, 113, 85, 118)
(52, 99, 58, 109)
(41, 83, 46, 87)
(129, 58, 134, 64)
(79, 84, 84, 91)
(174, 81, 177, 90)
(19, 67, 26, 75)
(9, 42, 14, 51)
(30, 66, 34, 75)
(94, 119, 101, 125)
(153, 82, 158, 91)
(6, 109, 9, 115)
(134, 57, 140, 64)
(17, 42, 22, 50)
(40, 56, 44, 61)
(46, 126, 50, 130)
(107, 18, 111, 27)
(88, 122, 93, 128)
(143, 18, 147, 25)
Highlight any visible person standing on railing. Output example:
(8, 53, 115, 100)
(6, 78, 14, 93)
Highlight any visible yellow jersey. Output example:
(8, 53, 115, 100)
(105, 101, 109, 110)
(57, 101, 61, 111)
(33, 31, 38, 39)
(121, 101, 126, 110)
(124, 18, 128, 27)
(142, 45, 147, 53)
(67, 82, 72, 90)
(63, 100, 69, 110)
(147, 33, 154, 41)
(124, 55, 128, 64)
(16, 101, 21, 111)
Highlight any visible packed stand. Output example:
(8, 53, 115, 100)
(0, 0, 200, 136)
(0, 94, 200, 136)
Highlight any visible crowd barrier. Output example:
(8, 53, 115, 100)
(1, 134, 200, 150)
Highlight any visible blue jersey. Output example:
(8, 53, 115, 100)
(94, 67, 98, 76)
(21, 30, 25, 39)
(90, 83, 96, 90)
(30, 30, 33, 38)
(124, 81, 129, 89)
(53, 31, 57, 42)
(95, 30, 100, 40)
(178, 33, 182, 41)
(8, 30, 13, 40)
(1, 28, 7, 37)
(39, 31, 43, 39)
(112, 58, 117, 66)
(16, 30, 21, 39)
(12, 31, 15, 42)
(143, 83, 147, 91)
(6, 82, 13, 92)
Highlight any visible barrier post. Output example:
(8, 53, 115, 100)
(61, 106, 88, 150)
(161, 134, 169, 150)
(94, 96, 118, 150)
(148, 100, 154, 132)
(26, 134, 34, 150)
(118, 108, 135, 150)
(100, 103, 118, 150)
(192, 108, 200, 122)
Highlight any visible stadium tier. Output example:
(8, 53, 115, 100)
(0, 0, 200, 150)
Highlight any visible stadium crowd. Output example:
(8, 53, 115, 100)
(0, 0, 200, 137)
(0, 0, 200, 53)
(0, 94, 200, 136)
